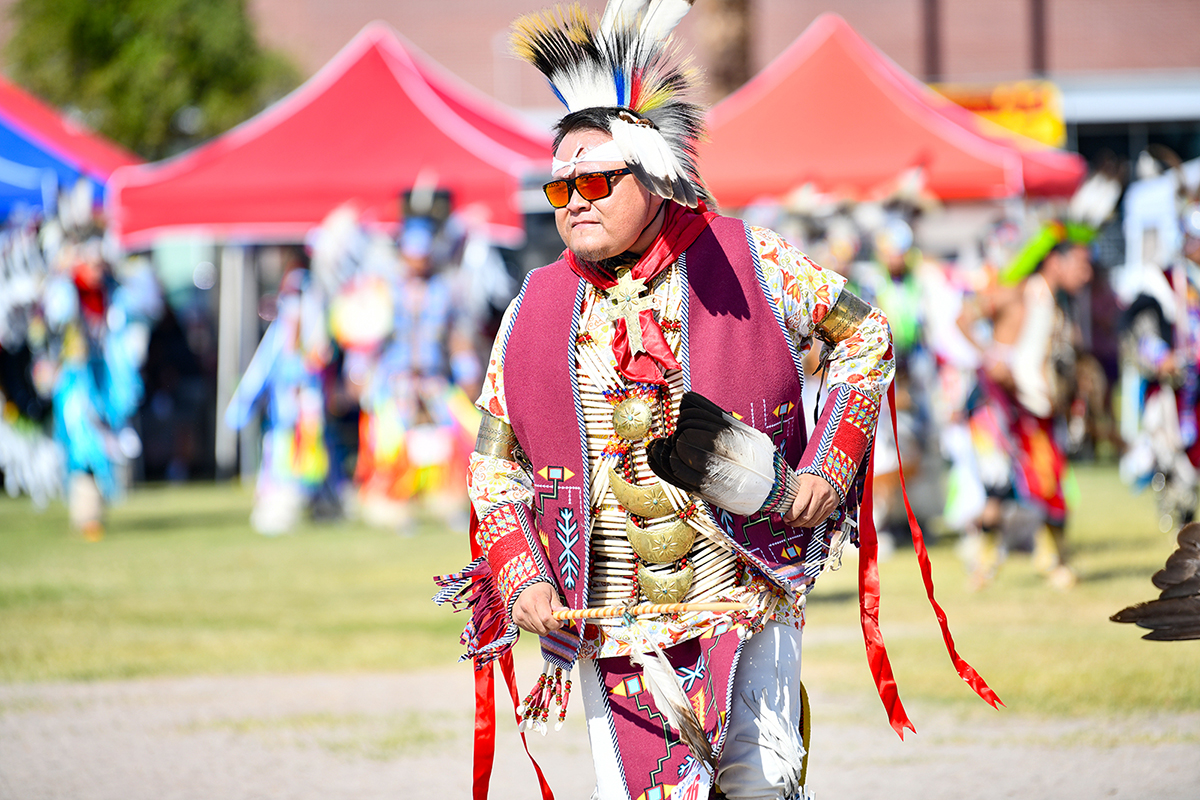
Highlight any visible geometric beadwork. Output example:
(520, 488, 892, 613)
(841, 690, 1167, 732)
(845, 390, 878, 436)
(822, 445, 857, 497)
(496, 551, 539, 606)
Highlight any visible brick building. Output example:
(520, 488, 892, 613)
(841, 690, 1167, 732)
(234, 0, 1200, 165)
(2, 0, 1196, 162)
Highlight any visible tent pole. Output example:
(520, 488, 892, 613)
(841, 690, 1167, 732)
(238, 247, 261, 485)
(215, 244, 245, 480)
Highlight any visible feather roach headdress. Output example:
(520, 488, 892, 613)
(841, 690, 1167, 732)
(511, 0, 709, 207)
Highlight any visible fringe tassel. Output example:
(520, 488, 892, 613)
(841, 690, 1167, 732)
(517, 662, 572, 733)
(433, 556, 519, 666)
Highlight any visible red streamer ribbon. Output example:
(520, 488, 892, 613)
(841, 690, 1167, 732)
(858, 384, 1003, 739)
(469, 510, 556, 800)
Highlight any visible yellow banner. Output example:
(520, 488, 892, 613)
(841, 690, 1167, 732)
(933, 80, 1066, 148)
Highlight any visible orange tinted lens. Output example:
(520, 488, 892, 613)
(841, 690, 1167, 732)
(575, 172, 613, 202)
(544, 180, 570, 208)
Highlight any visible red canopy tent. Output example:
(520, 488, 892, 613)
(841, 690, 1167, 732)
(700, 14, 1086, 207)
(107, 22, 551, 249)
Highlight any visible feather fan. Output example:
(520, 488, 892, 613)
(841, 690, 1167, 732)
(1112, 522, 1200, 640)
(648, 391, 797, 517)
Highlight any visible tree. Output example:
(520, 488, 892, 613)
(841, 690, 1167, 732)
(5, 0, 300, 160)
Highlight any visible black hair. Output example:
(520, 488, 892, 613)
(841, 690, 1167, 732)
(551, 107, 624, 151)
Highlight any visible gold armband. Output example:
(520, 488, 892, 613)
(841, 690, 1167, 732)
(816, 290, 871, 344)
(474, 412, 517, 459)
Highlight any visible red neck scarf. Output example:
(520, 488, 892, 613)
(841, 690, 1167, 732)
(565, 201, 716, 384)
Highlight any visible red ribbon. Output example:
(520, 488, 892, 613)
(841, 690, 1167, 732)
(856, 443, 915, 737)
(858, 384, 1003, 739)
(469, 510, 555, 800)
(610, 309, 683, 384)
(566, 201, 715, 385)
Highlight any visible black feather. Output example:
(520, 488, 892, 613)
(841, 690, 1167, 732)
(647, 436, 701, 493)
(1112, 523, 1200, 641)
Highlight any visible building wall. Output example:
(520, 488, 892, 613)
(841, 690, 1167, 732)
(241, 0, 1200, 107)
(0, 0, 1195, 107)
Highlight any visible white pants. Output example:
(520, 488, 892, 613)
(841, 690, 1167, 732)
(581, 622, 805, 800)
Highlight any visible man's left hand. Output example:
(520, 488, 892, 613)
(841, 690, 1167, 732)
(784, 473, 840, 527)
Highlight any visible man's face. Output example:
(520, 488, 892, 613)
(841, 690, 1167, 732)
(552, 128, 659, 261)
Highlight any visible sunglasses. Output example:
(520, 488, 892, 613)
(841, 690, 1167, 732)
(543, 168, 632, 209)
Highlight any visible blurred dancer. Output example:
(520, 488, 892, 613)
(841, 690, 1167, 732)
(1119, 200, 1200, 531)
(226, 250, 332, 534)
(348, 194, 483, 532)
(958, 221, 1094, 588)
(856, 215, 936, 553)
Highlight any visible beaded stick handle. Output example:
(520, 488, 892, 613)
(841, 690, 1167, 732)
(552, 602, 749, 620)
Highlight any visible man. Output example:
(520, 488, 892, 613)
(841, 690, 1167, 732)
(958, 222, 1094, 589)
(437, 3, 991, 798)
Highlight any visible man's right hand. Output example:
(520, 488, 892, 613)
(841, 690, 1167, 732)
(511, 582, 565, 636)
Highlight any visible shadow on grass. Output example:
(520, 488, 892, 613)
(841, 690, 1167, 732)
(113, 509, 252, 535)
(1083, 565, 1159, 584)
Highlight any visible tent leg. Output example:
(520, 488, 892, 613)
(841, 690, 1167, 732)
(238, 248, 261, 485)
(215, 244, 245, 481)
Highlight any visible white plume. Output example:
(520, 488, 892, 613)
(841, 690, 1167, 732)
(1068, 172, 1122, 229)
(639, 0, 696, 43)
(699, 415, 778, 516)
(612, 114, 700, 208)
(599, 0, 651, 35)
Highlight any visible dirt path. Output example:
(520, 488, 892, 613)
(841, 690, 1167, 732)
(2, 661, 1197, 800)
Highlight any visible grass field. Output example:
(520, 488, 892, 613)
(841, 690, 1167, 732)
(1, 465, 1197, 718)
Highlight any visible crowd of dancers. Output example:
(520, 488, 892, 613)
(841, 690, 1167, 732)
(5, 158, 1200, 580)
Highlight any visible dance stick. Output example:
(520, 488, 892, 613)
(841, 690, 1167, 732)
(552, 602, 749, 620)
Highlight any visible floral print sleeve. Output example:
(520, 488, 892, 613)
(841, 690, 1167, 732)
(752, 226, 895, 499)
(467, 295, 553, 619)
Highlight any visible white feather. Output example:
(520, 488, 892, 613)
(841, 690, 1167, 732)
(639, 0, 696, 43)
(612, 116, 698, 205)
(554, 63, 620, 112)
(627, 631, 716, 767)
(1068, 172, 1122, 229)
(699, 416, 778, 516)
(600, 0, 651, 34)
(737, 690, 809, 800)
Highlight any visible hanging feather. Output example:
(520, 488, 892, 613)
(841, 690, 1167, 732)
(737, 690, 810, 800)
(647, 392, 797, 517)
(626, 626, 717, 770)
(638, 0, 696, 43)
(1111, 523, 1200, 640)
(599, 0, 651, 35)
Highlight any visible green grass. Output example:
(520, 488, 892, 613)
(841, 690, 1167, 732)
(0, 483, 472, 681)
(803, 463, 1200, 717)
(1, 466, 1198, 720)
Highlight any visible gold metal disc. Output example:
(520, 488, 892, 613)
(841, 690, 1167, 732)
(626, 515, 695, 564)
(638, 564, 694, 604)
(612, 397, 652, 441)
